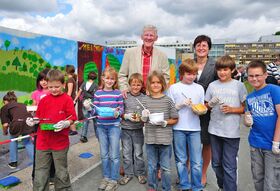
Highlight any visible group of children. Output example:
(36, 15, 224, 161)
(0, 55, 279, 191)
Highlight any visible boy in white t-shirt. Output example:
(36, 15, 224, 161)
(167, 59, 205, 191)
(205, 55, 247, 191)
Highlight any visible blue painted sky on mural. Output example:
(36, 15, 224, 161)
(0, 0, 280, 44)
(0, 32, 77, 66)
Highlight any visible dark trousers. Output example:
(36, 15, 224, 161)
(210, 134, 240, 191)
(32, 125, 55, 180)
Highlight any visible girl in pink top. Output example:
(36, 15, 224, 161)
(31, 68, 50, 105)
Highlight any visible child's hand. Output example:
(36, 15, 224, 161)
(176, 99, 192, 110)
(26, 117, 39, 127)
(272, 141, 280, 154)
(141, 109, 150, 122)
(83, 99, 92, 111)
(208, 97, 220, 108)
(114, 110, 120, 118)
(220, 104, 231, 114)
(53, 120, 71, 132)
(150, 120, 168, 127)
(244, 112, 253, 127)
(124, 113, 135, 122)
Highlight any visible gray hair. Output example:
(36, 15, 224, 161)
(142, 25, 158, 36)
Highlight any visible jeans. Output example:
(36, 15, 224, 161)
(173, 130, 203, 191)
(81, 107, 94, 138)
(97, 125, 121, 181)
(121, 129, 145, 177)
(33, 148, 71, 191)
(250, 147, 280, 191)
(10, 135, 34, 163)
(146, 144, 172, 191)
(210, 134, 240, 191)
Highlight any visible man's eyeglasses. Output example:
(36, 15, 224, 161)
(248, 74, 264, 79)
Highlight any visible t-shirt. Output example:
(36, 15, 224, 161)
(142, 95, 178, 145)
(246, 84, 280, 150)
(167, 82, 204, 131)
(121, 92, 145, 130)
(93, 89, 124, 126)
(0, 102, 33, 136)
(205, 79, 247, 138)
(31, 89, 49, 105)
(65, 77, 76, 100)
(35, 93, 77, 150)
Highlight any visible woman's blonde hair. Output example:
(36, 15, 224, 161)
(146, 70, 166, 94)
(100, 67, 118, 90)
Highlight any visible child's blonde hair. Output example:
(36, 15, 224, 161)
(128, 73, 144, 86)
(46, 69, 65, 83)
(179, 59, 198, 77)
(146, 71, 166, 94)
(100, 67, 118, 90)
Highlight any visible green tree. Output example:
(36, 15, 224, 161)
(84, 62, 98, 83)
(22, 52, 28, 60)
(2, 66, 6, 71)
(22, 62, 27, 72)
(32, 55, 38, 62)
(6, 60, 10, 66)
(275, 31, 280, 35)
(4, 40, 11, 51)
(45, 63, 51, 68)
(12, 57, 21, 70)
(38, 58, 44, 66)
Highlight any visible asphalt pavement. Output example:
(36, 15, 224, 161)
(72, 126, 254, 191)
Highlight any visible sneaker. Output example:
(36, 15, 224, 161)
(69, 130, 78, 136)
(218, 188, 224, 191)
(80, 136, 88, 143)
(105, 180, 118, 191)
(98, 178, 109, 190)
(8, 162, 17, 169)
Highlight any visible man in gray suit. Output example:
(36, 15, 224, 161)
(118, 25, 170, 98)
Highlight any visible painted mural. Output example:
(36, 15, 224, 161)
(0, 27, 178, 120)
(0, 30, 77, 105)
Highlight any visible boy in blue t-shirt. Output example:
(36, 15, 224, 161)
(244, 60, 280, 191)
(205, 55, 247, 191)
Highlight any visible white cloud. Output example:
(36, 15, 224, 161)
(0, 0, 279, 45)
(11, 37, 19, 45)
(53, 58, 64, 66)
(44, 52, 51, 60)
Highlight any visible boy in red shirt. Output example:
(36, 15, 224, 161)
(26, 69, 77, 191)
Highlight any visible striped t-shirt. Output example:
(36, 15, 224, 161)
(142, 95, 178, 145)
(93, 89, 124, 126)
(121, 92, 145, 130)
(267, 62, 279, 80)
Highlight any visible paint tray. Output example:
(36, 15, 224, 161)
(40, 123, 55, 131)
(96, 107, 115, 117)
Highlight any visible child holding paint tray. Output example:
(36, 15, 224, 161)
(26, 69, 77, 190)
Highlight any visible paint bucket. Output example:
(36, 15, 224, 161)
(149, 113, 164, 123)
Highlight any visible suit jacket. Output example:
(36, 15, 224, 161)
(118, 46, 169, 91)
(195, 57, 217, 92)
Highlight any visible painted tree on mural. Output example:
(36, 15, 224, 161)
(4, 40, 11, 51)
(83, 61, 98, 83)
(106, 54, 121, 71)
(12, 57, 21, 70)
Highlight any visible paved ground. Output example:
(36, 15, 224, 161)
(72, 127, 254, 191)
(0, 123, 254, 191)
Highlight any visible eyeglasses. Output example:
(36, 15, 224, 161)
(248, 74, 264, 79)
